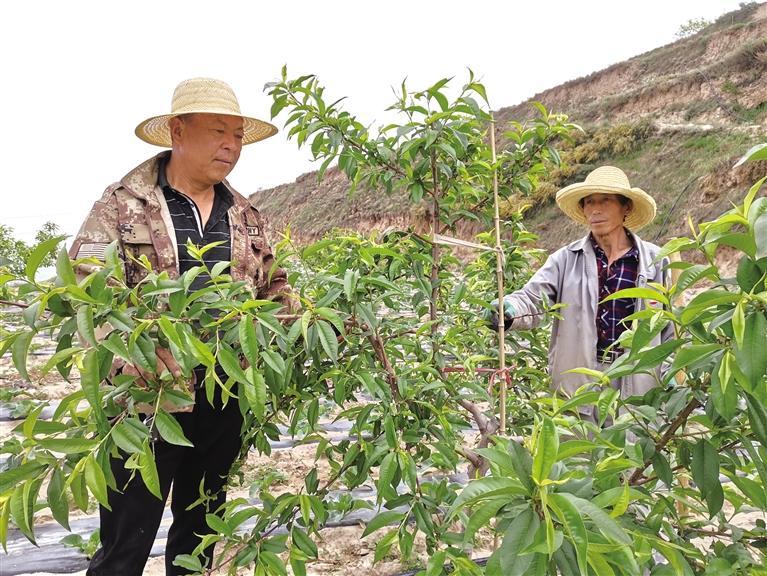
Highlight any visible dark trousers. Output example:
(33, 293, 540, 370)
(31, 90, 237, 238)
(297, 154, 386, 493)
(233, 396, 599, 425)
(87, 384, 244, 576)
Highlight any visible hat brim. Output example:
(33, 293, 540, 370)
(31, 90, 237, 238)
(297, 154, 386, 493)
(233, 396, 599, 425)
(135, 111, 278, 147)
(555, 183, 656, 230)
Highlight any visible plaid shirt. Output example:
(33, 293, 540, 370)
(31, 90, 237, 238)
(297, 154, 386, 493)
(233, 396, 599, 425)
(591, 233, 639, 358)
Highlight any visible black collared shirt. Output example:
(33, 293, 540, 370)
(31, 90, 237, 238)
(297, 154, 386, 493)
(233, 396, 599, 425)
(158, 156, 233, 291)
(589, 231, 639, 358)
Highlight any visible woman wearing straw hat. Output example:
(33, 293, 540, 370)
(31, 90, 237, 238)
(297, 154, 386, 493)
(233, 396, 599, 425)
(70, 78, 294, 576)
(488, 166, 671, 404)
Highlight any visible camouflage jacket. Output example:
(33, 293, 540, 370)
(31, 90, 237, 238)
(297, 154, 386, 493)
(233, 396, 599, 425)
(70, 151, 293, 305)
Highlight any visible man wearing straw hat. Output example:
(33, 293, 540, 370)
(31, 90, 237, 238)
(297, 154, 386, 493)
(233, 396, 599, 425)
(487, 166, 670, 406)
(70, 78, 293, 575)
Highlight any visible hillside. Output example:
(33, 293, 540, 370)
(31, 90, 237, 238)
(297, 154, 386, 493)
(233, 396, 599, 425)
(252, 2, 767, 252)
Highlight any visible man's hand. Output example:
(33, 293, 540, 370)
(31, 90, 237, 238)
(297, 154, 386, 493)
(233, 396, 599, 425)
(483, 297, 516, 331)
(121, 348, 193, 391)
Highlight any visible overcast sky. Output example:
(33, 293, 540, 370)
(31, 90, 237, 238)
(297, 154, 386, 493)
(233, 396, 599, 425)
(0, 0, 748, 243)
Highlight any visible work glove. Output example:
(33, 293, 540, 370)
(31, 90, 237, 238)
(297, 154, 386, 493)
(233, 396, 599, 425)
(483, 296, 516, 331)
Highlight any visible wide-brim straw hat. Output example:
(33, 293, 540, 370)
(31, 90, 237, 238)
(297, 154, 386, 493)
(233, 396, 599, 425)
(135, 77, 278, 147)
(555, 166, 656, 230)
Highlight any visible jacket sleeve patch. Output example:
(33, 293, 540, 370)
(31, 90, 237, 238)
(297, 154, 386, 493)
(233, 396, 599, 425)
(76, 242, 109, 261)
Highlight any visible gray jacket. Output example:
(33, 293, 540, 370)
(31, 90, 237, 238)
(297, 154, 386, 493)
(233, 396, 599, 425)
(506, 230, 670, 397)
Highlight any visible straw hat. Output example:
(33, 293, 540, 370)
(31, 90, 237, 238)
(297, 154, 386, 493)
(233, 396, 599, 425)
(134, 77, 278, 147)
(555, 166, 656, 230)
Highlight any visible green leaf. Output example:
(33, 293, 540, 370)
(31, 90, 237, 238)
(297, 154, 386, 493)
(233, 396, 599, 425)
(734, 312, 767, 390)
(185, 333, 214, 368)
(218, 344, 248, 385)
(316, 320, 338, 362)
(102, 332, 130, 362)
(26, 235, 65, 281)
(244, 368, 267, 420)
(47, 466, 70, 530)
(172, 555, 203, 572)
(555, 391, 603, 415)
(681, 290, 740, 324)
(426, 551, 447, 576)
(652, 452, 673, 486)
(290, 556, 307, 576)
(11, 331, 33, 382)
(508, 440, 534, 494)
(532, 416, 559, 484)
(10, 480, 40, 545)
(0, 499, 8, 552)
(40, 346, 81, 377)
(76, 306, 98, 348)
(485, 507, 540, 576)
(343, 268, 357, 300)
(377, 452, 398, 497)
(669, 343, 721, 376)
(68, 467, 88, 512)
(632, 339, 685, 372)
(591, 486, 650, 509)
(0, 461, 46, 495)
(292, 527, 318, 559)
(139, 441, 162, 499)
(464, 498, 506, 544)
(130, 333, 158, 373)
(746, 394, 767, 449)
(736, 256, 763, 292)
(37, 437, 99, 454)
(398, 451, 417, 492)
(652, 537, 695, 576)
(154, 409, 193, 447)
(722, 470, 767, 509)
(549, 493, 588, 576)
(238, 316, 259, 366)
(112, 418, 150, 454)
(601, 287, 668, 307)
(256, 312, 286, 338)
(82, 349, 108, 434)
(673, 264, 717, 296)
(556, 440, 597, 461)
(449, 477, 527, 517)
(56, 247, 77, 286)
(691, 439, 723, 518)
(315, 307, 344, 335)
(205, 512, 232, 537)
(84, 454, 111, 510)
(261, 349, 286, 376)
(384, 415, 397, 449)
(586, 550, 616, 576)
(261, 551, 288, 576)
(362, 510, 405, 537)
(656, 237, 698, 261)
(743, 176, 767, 223)
(107, 310, 134, 332)
(735, 143, 767, 166)
(732, 300, 746, 349)
(157, 316, 182, 349)
(711, 355, 738, 420)
(558, 493, 631, 545)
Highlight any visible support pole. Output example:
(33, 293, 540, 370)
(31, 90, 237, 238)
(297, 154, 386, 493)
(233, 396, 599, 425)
(489, 115, 507, 434)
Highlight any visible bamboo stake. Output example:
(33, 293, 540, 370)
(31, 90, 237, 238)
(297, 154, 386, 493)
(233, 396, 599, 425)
(489, 115, 507, 434)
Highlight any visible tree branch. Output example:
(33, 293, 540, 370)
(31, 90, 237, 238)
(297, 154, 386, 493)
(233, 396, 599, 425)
(457, 398, 499, 477)
(0, 299, 29, 309)
(629, 396, 701, 485)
